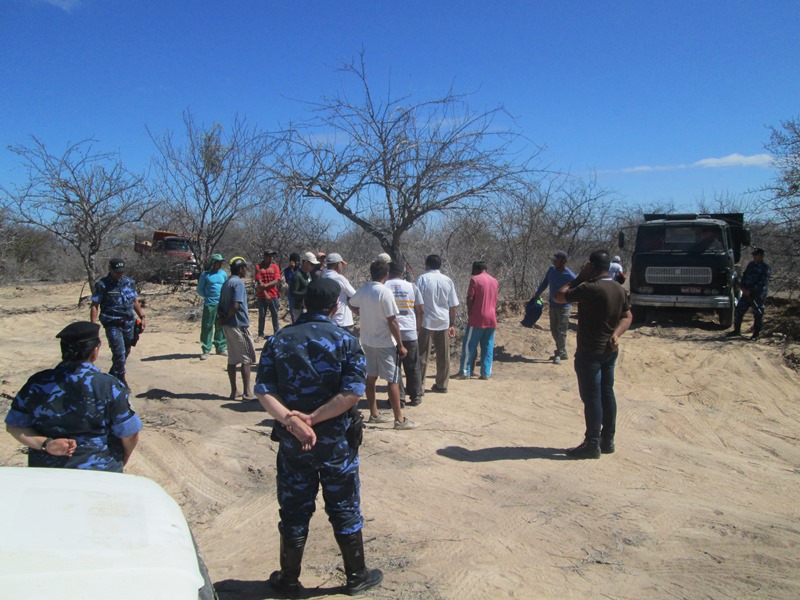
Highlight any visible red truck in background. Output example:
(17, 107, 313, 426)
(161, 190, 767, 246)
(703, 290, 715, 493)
(134, 230, 200, 280)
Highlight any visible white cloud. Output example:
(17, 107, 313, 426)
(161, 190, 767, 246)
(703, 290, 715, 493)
(603, 153, 774, 175)
(22, 0, 82, 12)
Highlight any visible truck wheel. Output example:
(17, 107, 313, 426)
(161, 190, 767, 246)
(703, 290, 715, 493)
(718, 296, 734, 329)
(631, 305, 646, 324)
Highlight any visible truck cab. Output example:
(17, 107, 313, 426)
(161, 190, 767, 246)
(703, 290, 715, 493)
(620, 213, 750, 328)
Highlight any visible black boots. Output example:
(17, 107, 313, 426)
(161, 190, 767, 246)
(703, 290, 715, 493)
(335, 530, 384, 595)
(600, 437, 615, 454)
(268, 534, 307, 596)
(565, 439, 601, 459)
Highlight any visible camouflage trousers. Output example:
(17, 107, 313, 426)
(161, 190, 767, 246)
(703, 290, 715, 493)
(276, 436, 362, 539)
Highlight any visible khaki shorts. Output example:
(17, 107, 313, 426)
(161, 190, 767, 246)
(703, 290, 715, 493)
(223, 325, 257, 366)
(363, 345, 401, 383)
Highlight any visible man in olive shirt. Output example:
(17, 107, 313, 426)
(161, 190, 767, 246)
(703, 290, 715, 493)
(555, 250, 632, 459)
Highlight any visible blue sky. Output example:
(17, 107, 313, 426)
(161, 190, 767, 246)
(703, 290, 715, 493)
(2, 0, 798, 212)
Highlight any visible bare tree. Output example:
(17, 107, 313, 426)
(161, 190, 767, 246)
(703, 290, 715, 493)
(763, 117, 800, 291)
(149, 110, 275, 266)
(276, 52, 536, 264)
(1, 137, 155, 291)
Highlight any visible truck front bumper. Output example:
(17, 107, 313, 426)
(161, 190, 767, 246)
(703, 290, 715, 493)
(630, 294, 731, 310)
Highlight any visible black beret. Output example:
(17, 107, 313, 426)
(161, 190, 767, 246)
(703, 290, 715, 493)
(306, 278, 340, 311)
(752, 247, 765, 255)
(56, 321, 101, 344)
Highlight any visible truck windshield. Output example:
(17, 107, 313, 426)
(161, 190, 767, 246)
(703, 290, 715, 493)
(164, 238, 191, 252)
(636, 225, 725, 253)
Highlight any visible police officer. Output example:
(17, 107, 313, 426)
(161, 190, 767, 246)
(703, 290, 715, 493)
(4, 321, 143, 472)
(90, 258, 146, 385)
(729, 247, 771, 340)
(255, 278, 383, 596)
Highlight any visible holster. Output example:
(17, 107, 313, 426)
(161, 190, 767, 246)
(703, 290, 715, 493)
(345, 405, 364, 450)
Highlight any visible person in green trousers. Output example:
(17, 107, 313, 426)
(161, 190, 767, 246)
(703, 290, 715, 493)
(197, 254, 228, 359)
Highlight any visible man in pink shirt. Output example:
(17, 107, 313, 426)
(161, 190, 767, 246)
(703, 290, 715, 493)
(458, 261, 499, 380)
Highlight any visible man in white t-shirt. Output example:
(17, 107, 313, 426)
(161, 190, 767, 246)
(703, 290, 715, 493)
(386, 263, 424, 406)
(416, 254, 460, 393)
(350, 261, 417, 430)
(321, 253, 357, 332)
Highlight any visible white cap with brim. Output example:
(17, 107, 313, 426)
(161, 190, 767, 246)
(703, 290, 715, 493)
(302, 251, 320, 265)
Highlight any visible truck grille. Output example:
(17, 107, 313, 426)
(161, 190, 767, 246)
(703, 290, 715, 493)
(645, 266, 712, 284)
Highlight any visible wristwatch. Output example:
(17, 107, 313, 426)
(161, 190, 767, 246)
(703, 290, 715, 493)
(41, 437, 53, 452)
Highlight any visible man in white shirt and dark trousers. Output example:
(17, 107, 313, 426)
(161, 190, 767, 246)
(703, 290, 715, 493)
(416, 254, 460, 393)
(350, 261, 418, 430)
(321, 253, 357, 333)
(386, 263, 424, 407)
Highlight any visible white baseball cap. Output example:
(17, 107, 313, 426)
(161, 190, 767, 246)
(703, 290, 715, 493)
(302, 251, 320, 265)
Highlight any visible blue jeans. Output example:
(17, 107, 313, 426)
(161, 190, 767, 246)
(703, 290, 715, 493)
(573, 350, 618, 444)
(257, 297, 280, 336)
(459, 326, 495, 377)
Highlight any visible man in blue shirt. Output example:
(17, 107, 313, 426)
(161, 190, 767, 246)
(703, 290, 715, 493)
(533, 250, 576, 365)
(196, 253, 228, 359)
(5, 321, 143, 472)
(217, 257, 256, 400)
(255, 278, 383, 596)
(90, 258, 147, 385)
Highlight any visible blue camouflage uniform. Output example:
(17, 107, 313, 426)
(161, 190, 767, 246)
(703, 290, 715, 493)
(255, 312, 367, 539)
(735, 259, 771, 335)
(4, 362, 143, 472)
(92, 274, 138, 381)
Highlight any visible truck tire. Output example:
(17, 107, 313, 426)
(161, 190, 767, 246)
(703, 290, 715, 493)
(718, 294, 734, 329)
(631, 305, 646, 324)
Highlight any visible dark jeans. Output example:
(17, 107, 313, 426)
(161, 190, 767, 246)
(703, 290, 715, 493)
(398, 339, 422, 401)
(257, 297, 280, 337)
(574, 350, 618, 444)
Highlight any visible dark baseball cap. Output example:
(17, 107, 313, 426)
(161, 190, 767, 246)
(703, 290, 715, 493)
(263, 248, 276, 255)
(305, 278, 340, 311)
(752, 247, 765, 255)
(57, 321, 101, 343)
(109, 258, 126, 272)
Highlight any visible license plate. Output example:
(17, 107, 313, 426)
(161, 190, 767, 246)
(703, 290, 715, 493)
(681, 287, 701, 294)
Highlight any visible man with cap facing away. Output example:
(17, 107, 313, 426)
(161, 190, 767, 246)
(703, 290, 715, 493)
(90, 258, 147, 385)
(217, 257, 257, 400)
(255, 248, 282, 339)
(289, 252, 319, 322)
(5, 321, 143, 472)
(533, 250, 576, 365)
(196, 253, 228, 359)
(457, 261, 499, 380)
(322, 252, 357, 332)
(728, 247, 771, 340)
(255, 278, 383, 596)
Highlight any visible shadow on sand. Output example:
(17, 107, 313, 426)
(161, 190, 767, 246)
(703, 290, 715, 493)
(214, 579, 343, 600)
(437, 445, 571, 462)
(135, 388, 229, 401)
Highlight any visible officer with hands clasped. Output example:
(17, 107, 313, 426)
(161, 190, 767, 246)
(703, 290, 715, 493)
(4, 321, 143, 472)
(255, 278, 383, 596)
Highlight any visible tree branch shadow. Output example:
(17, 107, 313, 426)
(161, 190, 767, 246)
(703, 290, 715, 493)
(215, 579, 343, 599)
(135, 388, 229, 401)
(141, 353, 199, 361)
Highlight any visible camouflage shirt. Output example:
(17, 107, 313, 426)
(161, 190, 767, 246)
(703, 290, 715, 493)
(5, 362, 143, 472)
(255, 313, 366, 440)
(92, 274, 138, 326)
(740, 260, 771, 301)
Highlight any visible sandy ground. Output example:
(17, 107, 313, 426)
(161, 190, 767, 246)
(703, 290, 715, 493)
(1, 282, 799, 600)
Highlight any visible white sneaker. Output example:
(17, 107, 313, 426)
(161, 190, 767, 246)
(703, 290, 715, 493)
(394, 417, 418, 430)
(368, 412, 393, 424)
(200, 353, 210, 361)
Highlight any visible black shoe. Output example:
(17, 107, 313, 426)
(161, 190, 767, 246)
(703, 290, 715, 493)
(565, 440, 601, 459)
(751, 331, 761, 340)
(431, 385, 448, 393)
(600, 438, 615, 454)
(725, 330, 741, 338)
(408, 397, 422, 407)
(345, 567, 384, 596)
(268, 570, 302, 596)
(335, 530, 384, 596)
